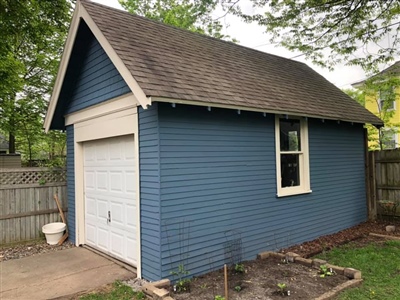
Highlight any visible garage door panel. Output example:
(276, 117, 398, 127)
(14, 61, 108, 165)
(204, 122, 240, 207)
(86, 224, 96, 244)
(84, 135, 137, 266)
(109, 142, 122, 161)
(96, 171, 108, 191)
(110, 171, 123, 192)
(110, 202, 124, 226)
(97, 227, 109, 250)
(126, 205, 136, 228)
(86, 197, 97, 217)
(110, 231, 124, 256)
(125, 172, 135, 194)
(126, 237, 137, 264)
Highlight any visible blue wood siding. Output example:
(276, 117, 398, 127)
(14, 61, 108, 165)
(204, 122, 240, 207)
(138, 103, 162, 281)
(66, 125, 76, 243)
(154, 103, 367, 280)
(51, 21, 130, 129)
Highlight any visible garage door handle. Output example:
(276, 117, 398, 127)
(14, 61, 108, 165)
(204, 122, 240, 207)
(107, 211, 111, 224)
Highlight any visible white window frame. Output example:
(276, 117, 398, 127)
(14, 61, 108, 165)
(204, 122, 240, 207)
(275, 116, 311, 197)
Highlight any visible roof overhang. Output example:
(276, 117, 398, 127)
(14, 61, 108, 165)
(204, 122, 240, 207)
(151, 96, 383, 127)
(44, 1, 151, 132)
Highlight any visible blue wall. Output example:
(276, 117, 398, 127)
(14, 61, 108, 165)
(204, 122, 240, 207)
(66, 125, 76, 243)
(140, 103, 367, 280)
(138, 104, 162, 281)
(50, 21, 131, 130)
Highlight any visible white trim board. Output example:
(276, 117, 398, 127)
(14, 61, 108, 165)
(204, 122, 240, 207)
(44, 1, 150, 132)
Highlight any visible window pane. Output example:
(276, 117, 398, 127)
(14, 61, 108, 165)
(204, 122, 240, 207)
(280, 119, 301, 151)
(379, 88, 395, 110)
(281, 154, 300, 187)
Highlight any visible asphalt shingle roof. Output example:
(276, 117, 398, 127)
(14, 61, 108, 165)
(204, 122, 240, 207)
(81, 1, 383, 126)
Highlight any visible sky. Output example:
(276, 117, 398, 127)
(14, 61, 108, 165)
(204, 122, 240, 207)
(91, 0, 369, 89)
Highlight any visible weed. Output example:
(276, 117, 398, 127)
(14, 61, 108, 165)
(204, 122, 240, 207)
(234, 263, 245, 273)
(276, 283, 290, 296)
(319, 265, 335, 278)
(79, 280, 138, 300)
(214, 295, 225, 300)
(171, 264, 191, 293)
(234, 285, 242, 292)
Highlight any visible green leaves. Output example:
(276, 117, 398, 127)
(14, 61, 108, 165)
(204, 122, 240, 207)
(118, 0, 235, 41)
(233, 0, 400, 72)
(0, 0, 71, 163)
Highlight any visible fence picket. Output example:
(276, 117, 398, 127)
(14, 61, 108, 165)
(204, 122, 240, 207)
(0, 168, 67, 245)
(368, 149, 400, 219)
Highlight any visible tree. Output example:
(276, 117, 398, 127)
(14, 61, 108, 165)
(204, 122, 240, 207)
(119, 0, 235, 40)
(234, 0, 400, 72)
(345, 74, 400, 150)
(0, 0, 71, 165)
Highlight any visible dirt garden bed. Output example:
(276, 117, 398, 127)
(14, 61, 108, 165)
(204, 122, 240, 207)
(149, 220, 400, 300)
(170, 254, 355, 300)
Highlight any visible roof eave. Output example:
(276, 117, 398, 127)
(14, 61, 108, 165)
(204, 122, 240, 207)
(150, 96, 384, 127)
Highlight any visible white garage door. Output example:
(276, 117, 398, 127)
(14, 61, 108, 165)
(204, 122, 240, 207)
(83, 135, 137, 266)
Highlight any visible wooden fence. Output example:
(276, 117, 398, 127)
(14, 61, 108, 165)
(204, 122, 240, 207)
(366, 149, 400, 220)
(0, 168, 67, 245)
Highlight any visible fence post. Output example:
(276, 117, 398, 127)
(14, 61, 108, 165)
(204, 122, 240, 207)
(364, 128, 377, 220)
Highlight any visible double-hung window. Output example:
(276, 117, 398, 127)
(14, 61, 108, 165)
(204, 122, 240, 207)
(275, 116, 311, 197)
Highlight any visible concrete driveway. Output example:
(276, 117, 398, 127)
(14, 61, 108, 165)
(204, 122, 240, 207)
(0, 247, 136, 299)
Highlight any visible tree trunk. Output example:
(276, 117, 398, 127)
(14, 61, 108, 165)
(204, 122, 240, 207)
(9, 132, 15, 153)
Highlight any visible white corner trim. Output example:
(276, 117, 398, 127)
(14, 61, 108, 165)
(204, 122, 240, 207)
(75, 139, 85, 246)
(79, 4, 151, 109)
(44, 3, 82, 132)
(44, 2, 151, 132)
(133, 112, 142, 278)
(65, 93, 137, 126)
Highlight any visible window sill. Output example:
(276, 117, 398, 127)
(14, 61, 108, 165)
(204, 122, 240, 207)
(276, 189, 312, 198)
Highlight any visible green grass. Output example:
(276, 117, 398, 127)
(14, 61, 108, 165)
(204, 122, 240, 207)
(315, 240, 400, 300)
(79, 281, 145, 300)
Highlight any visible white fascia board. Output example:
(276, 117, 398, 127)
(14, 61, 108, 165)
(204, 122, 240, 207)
(44, 2, 151, 132)
(44, 3, 82, 132)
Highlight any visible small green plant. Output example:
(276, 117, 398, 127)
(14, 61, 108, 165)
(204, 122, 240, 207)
(276, 283, 290, 296)
(200, 283, 208, 289)
(319, 265, 335, 278)
(234, 285, 242, 292)
(171, 264, 191, 293)
(214, 296, 225, 300)
(234, 263, 245, 273)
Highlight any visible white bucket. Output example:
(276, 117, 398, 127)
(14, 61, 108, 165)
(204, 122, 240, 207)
(42, 222, 66, 245)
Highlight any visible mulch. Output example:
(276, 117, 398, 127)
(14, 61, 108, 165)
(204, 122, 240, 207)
(280, 219, 400, 257)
